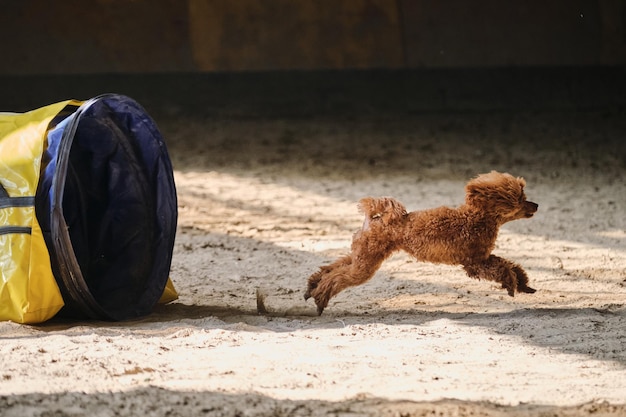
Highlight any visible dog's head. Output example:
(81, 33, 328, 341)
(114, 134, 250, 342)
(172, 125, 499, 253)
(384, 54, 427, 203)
(465, 171, 538, 222)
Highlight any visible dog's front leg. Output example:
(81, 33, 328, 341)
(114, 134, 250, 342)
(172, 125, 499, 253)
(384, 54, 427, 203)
(462, 255, 519, 296)
(510, 264, 536, 294)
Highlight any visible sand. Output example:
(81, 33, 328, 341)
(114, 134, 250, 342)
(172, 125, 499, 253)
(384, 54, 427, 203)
(1, 109, 625, 416)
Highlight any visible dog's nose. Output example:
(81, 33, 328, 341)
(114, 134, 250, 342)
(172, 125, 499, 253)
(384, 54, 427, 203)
(528, 201, 538, 211)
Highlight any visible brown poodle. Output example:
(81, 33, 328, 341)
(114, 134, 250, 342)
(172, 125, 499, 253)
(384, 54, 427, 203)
(304, 171, 538, 315)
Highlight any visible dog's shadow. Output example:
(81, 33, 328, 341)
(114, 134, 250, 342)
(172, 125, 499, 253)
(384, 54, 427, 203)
(145, 294, 626, 368)
(28, 228, 626, 370)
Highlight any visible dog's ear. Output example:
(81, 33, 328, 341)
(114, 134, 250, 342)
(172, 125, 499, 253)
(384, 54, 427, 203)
(465, 175, 490, 208)
(465, 171, 526, 209)
(465, 186, 487, 207)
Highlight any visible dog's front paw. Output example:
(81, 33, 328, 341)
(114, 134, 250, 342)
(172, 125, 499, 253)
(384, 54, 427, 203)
(511, 265, 536, 295)
(500, 270, 517, 297)
(517, 284, 536, 294)
(504, 285, 515, 297)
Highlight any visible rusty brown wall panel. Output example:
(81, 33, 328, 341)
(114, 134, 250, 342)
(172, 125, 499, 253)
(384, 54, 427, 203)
(188, 0, 404, 71)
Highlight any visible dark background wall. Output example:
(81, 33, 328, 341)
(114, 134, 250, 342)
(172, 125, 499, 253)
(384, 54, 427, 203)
(1, 0, 624, 74)
(1, 1, 624, 113)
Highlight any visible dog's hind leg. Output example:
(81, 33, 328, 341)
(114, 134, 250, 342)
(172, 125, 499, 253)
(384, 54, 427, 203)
(462, 255, 519, 296)
(305, 231, 395, 314)
(307, 253, 387, 315)
(304, 255, 352, 302)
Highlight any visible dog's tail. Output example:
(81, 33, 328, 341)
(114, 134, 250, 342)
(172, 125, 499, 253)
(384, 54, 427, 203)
(358, 197, 407, 230)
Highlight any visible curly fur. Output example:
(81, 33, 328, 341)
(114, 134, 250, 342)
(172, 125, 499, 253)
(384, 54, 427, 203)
(304, 171, 538, 315)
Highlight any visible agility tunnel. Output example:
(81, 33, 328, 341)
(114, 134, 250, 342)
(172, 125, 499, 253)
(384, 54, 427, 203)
(0, 94, 177, 323)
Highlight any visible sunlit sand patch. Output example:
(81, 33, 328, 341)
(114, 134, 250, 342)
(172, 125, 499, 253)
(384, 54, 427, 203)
(596, 229, 626, 240)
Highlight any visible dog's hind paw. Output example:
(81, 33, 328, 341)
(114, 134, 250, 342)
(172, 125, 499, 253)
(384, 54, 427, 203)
(304, 290, 326, 315)
(304, 281, 318, 301)
(316, 304, 325, 316)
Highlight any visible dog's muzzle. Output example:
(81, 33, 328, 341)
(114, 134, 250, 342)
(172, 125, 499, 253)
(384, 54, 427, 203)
(524, 201, 538, 217)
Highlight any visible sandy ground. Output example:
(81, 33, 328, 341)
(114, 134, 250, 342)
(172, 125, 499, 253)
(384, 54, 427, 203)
(1, 109, 625, 416)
